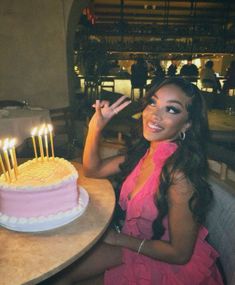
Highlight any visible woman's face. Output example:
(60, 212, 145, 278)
(142, 84, 192, 143)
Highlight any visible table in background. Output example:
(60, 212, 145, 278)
(208, 110, 235, 131)
(0, 163, 115, 285)
(0, 107, 51, 146)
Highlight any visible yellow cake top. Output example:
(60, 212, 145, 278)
(0, 157, 78, 189)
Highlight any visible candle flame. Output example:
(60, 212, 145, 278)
(38, 126, 44, 136)
(44, 126, 48, 135)
(8, 138, 16, 148)
(3, 138, 9, 151)
(47, 124, 53, 132)
(31, 127, 38, 136)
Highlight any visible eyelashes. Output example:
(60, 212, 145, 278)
(148, 98, 155, 106)
(166, 106, 181, 114)
(147, 98, 181, 114)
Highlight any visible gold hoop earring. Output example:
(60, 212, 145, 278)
(180, 131, 186, 141)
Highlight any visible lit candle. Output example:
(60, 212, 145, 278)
(38, 127, 45, 162)
(3, 139, 12, 183)
(44, 127, 49, 160)
(9, 139, 17, 180)
(31, 127, 38, 160)
(47, 124, 55, 159)
(0, 140, 8, 182)
(10, 138, 18, 175)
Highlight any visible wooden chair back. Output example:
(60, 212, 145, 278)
(49, 107, 74, 158)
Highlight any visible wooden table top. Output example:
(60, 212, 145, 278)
(0, 163, 115, 285)
(208, 110, 235, 131)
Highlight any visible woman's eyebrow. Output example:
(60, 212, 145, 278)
(153, 94, 184, 108)
(167, 99, 184, 107)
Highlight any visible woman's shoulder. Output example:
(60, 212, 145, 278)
(168, 171, 194, 204)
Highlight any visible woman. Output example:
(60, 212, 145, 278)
(51, 77, 223, 285)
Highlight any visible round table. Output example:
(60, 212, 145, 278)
(0, 107, 51, 146)
(0, 163, 115, 285)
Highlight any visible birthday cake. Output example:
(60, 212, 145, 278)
(0, 157, 89, 232)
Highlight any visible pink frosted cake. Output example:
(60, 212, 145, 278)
(0, 158, 88, 232)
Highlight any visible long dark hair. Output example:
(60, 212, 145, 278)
(116, 77, 212, 240)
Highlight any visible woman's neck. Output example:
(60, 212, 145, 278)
(149, 141, 159, 156)
(148, 140, 176, 156)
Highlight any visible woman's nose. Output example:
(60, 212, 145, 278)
(151, 107, 163, 120)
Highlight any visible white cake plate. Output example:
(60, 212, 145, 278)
(0, 186, 89, 232)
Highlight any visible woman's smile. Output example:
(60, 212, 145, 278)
(146, 121, 164, 132)
(142, 84, 192, 142)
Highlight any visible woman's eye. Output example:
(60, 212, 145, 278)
(148, 98, 156, 106)
(166, 106, 181, 114)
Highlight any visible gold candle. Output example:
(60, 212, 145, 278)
(38, 127, 45, 162)
(0, 140, 8, 182)
(0, 154, 8, 181)
(3, 139, 12, 183)
(9, 148, 17, 180)
(10, 138, 18, 175)
(31, 127, 38, 160)
(47, 124, 55, 159)
(44, 127, 49, 160)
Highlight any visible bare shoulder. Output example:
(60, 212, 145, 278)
(168, 171, 194, 206)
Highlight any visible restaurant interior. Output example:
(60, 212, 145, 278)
(0, 1, 235, 285)
(3, 0, 232, 174)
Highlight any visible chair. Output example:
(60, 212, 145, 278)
(99, 138, 126, 159)
(84, 76, 99, 102)
(49, 107, 76, 159)
(100, 79, 115, 93)
(130, 86, 146, 101)
(225, 95, 235, 113)
(201, 90, 215, 110)
(0, 100, 27, 108)
(205, 175, 235, 285)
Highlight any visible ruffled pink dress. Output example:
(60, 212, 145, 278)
(104, 141, 224, 285)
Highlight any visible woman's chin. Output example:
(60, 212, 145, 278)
(143, 132, 161, 142)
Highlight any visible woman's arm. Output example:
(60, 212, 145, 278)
(83, 96, 131, 178)
(104, 176, 199, 265)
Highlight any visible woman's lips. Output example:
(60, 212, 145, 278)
(146, 122, 163, 132)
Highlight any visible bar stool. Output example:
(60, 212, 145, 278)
(84, 77, 99, 102)
(130, 87, 145, 101)
(100, 79, 115, 93)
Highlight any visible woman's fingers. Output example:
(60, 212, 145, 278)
(111, 95, 129, 109)
(92, 100, 110, 108)
(92, 96, 131, 117)
(112, 100, 131, 115)
(94, 100, 102, 116)
(111, 96, 131, 115)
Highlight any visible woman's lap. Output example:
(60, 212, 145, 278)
(43, 242, 123, 285)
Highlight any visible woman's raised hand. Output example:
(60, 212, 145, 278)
(89, 95, 131, 132)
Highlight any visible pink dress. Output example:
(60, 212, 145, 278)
(104, 141, 224, 285)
